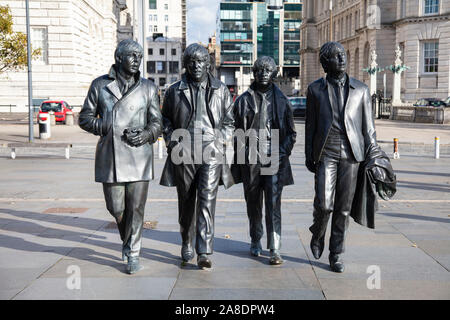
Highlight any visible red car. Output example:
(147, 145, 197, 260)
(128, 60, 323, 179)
(38, 100, 72, 124)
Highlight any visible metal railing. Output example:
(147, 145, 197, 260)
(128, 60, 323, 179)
(0, 105, 16, 112)
(378, 97, 392, 119)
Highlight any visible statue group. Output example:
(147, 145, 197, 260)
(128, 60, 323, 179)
(79, 40, 395, 274)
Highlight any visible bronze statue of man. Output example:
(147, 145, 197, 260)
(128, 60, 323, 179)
(79, 39, 162, 274)
(305, 41, 377, 272)
(160, 43, 234, 269)
(232, 56, 297, 265)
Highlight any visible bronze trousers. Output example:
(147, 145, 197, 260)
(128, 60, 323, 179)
(102, 181, 149, 259)
(243, 170, 283, 250)
(310, 134, 359, 254)
(176, 163, 221, 255)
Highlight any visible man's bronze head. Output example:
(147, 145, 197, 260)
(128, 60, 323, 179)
(114, 39, 144, 76)
(183, 43, 210, 82)
(319, 41, 347, 75)
(252, 56, 278, 87)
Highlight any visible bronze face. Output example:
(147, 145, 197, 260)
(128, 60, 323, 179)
(185, 52, 209, 82)
(119, 50, 143, 76)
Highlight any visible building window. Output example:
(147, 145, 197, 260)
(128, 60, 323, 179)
(147, 61, 156, 73)
(149, 25, 153, 32)
(157, 61, 166, 74)
(165, 26, 169, 34)
(154, 25, 158, 32)
(169, 61, 179, 74)
(171, 48, 176, 56)
(154, 15, 157, 21)
(164, 3, 168, 10)
(149, 0, 156, 10)
(165, 15, 168, 22)
(160, 48, 165, 55)
(423, 41, 439, 73)
(424, 0, 439, 15)
(149, 15, 152, 21)
(31, 27, 48, 64)
(148, 48, 153, 55)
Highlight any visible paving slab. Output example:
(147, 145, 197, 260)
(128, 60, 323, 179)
(14, 277, 177, 300)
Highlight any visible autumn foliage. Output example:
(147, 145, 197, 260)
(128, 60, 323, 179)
(0, 5, 40, 73)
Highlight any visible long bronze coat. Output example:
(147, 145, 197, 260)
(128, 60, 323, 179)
(305, 76, 377, 164)
(159, 73, 235, 189)
(231, 83, 297, 187)
(79, 65, 162, 183)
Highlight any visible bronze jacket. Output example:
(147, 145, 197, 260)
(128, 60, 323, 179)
(79, 65, 162, 183)
(231, 83, 297, 187)
(159, 73, 235, 189)
(305, 76, 377, 163)
(351, 145, 397, 229)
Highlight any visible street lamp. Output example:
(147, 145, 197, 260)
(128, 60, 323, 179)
(329, 0, 333, 41)
(25, 0, 34, 142)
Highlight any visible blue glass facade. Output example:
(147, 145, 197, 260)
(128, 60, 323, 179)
(220, 2, 253, 65)
(219, 1, 302, 68)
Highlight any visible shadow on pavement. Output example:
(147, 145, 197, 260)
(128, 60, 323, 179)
(397, 180, 450, 193)
(396, 170, 450, 177)
(0, 208, 321, 272)
(379, 212, 450, 224)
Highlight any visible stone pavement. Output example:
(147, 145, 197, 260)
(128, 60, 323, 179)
(0, 120, 449, 300)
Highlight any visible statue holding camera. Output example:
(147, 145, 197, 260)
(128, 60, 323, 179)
(79, 39, 162, 274)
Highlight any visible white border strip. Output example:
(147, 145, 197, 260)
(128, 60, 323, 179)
(0, 198, 449, 203)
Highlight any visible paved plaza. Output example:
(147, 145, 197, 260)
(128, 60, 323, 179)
(0, 119, 449, 300)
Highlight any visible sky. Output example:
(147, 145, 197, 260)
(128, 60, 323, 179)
(187, 0, 221, 45)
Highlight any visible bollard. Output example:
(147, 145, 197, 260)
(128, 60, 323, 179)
(435, 137, 440, 159)
(39, 112, 51, 139)
(49, 111, 56, 126)
(65, 111, 74, 126)
(393, 138, 400, 159)
(158, 136, 163, 159)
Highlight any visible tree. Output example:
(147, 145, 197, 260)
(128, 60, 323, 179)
(0, 4, 40, 74)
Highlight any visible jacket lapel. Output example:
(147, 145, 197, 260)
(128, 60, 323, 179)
(205, 74, 221, 127)
(344, 77, 357, 120)
(273, 86, 285, 128)
(178, 78, 193, 128)
(106, 80, 122, 101)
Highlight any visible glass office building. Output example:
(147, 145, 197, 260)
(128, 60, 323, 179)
(219, 1, 302, 93)
(220, 1, 254, 66)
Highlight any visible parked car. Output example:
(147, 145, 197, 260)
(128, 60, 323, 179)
(444, 96, 450, 107)
(288, 96, 307, 118)
(38, 100, 72, 124)
(413, 98, 446, 107)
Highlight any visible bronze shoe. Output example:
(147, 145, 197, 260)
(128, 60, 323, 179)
(329, 253, 345, 273)
(310, 236, 325, 259)
(181, 243, 194, 262)
(126, 257, 144, 274)
(250, 240, 262, 257)
(197, 254, 212, 269)
(269, 250, 284, 265)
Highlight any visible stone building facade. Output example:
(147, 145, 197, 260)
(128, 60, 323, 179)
(145, 37, 182, 89)
(0, 0, 131, 112)
(300, 0, 450, 102)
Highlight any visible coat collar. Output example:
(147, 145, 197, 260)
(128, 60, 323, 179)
(323, 73, 356, 118)
(106, 65, 141, 101)
(246, 83, 286, 126)
(178, 72, 221, 90)
(320, 73, 356, 90)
